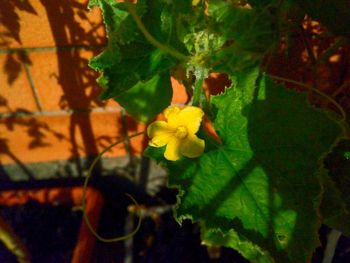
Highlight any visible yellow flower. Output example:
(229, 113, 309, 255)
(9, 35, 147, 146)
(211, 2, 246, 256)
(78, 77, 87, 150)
(147, 106, 205, 161)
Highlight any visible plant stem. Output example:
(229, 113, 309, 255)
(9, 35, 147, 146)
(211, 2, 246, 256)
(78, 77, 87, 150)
(192, 78, 203, 107)
(82, 131, 145, 243)
(322, 229, 341, 263)
(126, 3, 189, 62)
(0, 216, 31, 263)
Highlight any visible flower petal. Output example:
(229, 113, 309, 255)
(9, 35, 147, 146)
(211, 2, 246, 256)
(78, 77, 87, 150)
(164, 106, 181, 127)
(164, 138, 182, 161)
(147, 121, 174, 147)
(180, 135, 205, 158)
(177, 106, 204, 134)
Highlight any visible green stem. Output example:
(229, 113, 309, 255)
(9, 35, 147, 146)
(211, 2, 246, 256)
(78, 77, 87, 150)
(126, 3, 188, 62)
(82, 131, 145, 243)
(192, 78, 203, 107)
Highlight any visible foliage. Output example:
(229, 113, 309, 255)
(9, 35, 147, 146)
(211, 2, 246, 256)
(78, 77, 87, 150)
(89, 0, 350, 262)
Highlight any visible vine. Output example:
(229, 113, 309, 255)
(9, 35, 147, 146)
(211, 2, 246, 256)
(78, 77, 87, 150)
(82, 132, 144, 242)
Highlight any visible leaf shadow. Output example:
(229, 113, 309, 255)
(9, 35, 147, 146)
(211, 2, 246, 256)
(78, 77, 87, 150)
(37, 0, 109, 173)
(3, 53, 22, 85)
(0, 0, 37, 45)
(1, 0, 113, 181)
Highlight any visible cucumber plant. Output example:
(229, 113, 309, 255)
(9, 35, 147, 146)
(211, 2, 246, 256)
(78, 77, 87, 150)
(88, 1, 350, 262)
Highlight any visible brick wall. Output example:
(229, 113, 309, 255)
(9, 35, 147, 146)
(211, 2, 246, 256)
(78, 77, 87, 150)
(0, 0, 188, 169)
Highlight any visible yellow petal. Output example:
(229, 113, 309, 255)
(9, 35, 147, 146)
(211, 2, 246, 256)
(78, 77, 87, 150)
(147, 121, 174, 147)
(164, 138, 182, 161)
(180, 135, 205, 158)
(177, 106, 204, 134)
(164, 106, 181, 127)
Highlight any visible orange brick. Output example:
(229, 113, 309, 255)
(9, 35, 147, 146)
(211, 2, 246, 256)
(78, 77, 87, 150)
(28, 49, 119, 111)
(89, 110, 129, 157)
(171, 77, 189, 104)
(0, 0, 105, 48)
(204, 73, 231, 97)
(0, 53, 38, 113)
(0, 111, 127, 165)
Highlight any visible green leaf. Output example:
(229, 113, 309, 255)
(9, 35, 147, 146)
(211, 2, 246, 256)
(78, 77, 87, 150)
(116, 72, 172, 122)
(88, 0, 99, 8)
(207, 1, 278, 74)
(89, 0, 170, 97)
(90, 43, 174, 100)
(146, 68, 341, 262)
(321, 139, 350, 236)
(201, 226, 273, 263)
(175, 3, 221, 56)
(100, 0, 146, 45)
(89, 0, 193, 119)
(208, 1, 278, 52)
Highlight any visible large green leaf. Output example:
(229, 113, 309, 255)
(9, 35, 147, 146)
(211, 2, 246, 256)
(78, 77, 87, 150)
(116, 72, 172, 122)
(89, 0, 172, 99)
(89, 0, 190, 120)
(146, 69, 341, 262)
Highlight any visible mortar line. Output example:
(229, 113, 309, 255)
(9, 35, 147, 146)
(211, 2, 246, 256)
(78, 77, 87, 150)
(21, 53, 44, 111)
(0, 106, 123, 118)
(0, 44, 106, 54)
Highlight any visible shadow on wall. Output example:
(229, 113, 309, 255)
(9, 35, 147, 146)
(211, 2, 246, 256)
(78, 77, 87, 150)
(0, 0, 37, 46)
(0, 0, 140, 181)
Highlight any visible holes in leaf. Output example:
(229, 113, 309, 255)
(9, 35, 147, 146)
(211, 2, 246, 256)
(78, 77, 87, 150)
(277, 233, 287, 243)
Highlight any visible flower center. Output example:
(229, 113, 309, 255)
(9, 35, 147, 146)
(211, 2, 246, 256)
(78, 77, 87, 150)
(175, 126, 188, 139)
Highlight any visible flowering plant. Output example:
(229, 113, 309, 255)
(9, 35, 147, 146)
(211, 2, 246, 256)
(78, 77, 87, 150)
(89, 0, 350, 262)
